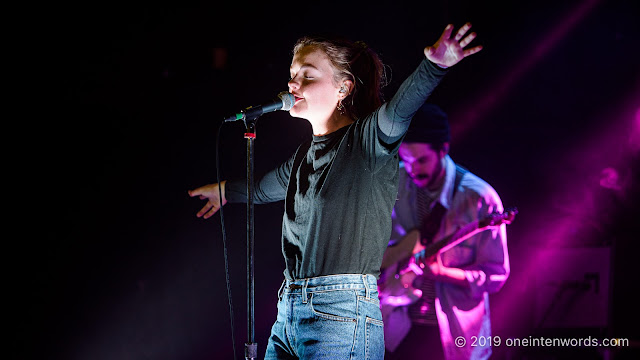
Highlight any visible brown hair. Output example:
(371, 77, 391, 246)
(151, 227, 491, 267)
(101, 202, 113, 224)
(293, 36, 387, 120)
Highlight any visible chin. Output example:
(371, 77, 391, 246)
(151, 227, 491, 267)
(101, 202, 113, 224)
(289, 107, 304, 119)
(413, 179, 429, 188)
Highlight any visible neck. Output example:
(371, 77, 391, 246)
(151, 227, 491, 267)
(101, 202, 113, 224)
(426, 159, 447, 192)
(311, 112, 354, 136)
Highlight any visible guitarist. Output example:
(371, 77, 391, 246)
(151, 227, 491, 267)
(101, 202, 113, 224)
(381, 103, 510, 360)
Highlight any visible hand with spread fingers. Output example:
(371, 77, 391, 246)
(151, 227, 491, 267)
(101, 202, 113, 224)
(188, 181, 227, 219)
(424, 22, 483, 68)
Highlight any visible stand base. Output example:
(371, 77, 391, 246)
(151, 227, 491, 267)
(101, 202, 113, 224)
(245, 342, 258, 360)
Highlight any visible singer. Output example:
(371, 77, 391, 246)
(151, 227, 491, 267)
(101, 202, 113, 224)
(189, 23, 482, 359)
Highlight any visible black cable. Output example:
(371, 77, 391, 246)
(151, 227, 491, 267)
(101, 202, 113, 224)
(216, 121, 237, 360)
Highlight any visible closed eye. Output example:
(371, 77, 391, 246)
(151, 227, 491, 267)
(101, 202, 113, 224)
(289, 74, 314, 81)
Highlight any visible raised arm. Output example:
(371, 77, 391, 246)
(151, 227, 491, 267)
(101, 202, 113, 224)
(378, 23, 482, 144)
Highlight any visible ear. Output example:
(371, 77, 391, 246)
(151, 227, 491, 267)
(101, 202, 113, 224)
(338, 80, 354, 98)
(441, 142, 450, 157)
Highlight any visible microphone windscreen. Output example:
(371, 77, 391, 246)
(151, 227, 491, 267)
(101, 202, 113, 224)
(278, 91, 295, 111)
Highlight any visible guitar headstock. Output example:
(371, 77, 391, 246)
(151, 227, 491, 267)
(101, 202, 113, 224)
(479, 207, 518, 228)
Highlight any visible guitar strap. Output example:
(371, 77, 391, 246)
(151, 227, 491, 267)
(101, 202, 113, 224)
(420, 164, 468, 245)
(409, 164, 468, 325)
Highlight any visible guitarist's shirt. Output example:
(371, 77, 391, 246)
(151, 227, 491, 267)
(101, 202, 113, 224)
(226, 59, 448, 280)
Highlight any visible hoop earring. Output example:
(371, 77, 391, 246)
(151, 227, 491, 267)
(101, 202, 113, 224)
(337, 99, 345, 114)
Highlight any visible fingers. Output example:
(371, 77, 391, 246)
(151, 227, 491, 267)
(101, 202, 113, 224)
(197, 201, 219, 218)
(196, 203, 211, 218)
(459, 32, 477, 48)
(440, 23, 454, 41)
(188, 189, 210, 203)
(189, 184, 214, 199)
(454, 22, 482, 58)
(188, 185, 210, 197)
(453, 22, 472, 41)
(463, 45, 483, 57)
(204, 206, 219, 219)
(190, 183, 225, 219)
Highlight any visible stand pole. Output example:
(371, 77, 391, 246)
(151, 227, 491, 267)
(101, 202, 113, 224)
(243, 121, 258, 360)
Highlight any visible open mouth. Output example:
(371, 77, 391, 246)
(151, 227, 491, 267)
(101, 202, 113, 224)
(410, 174, 429, 181)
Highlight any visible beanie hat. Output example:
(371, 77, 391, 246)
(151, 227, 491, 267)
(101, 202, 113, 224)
(403, 103, 450, 144)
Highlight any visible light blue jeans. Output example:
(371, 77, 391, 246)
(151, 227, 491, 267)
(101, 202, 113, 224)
(264, 274, 384, 360)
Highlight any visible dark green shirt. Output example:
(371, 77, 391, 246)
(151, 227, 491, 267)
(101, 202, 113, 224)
(227, 59, 447, 280)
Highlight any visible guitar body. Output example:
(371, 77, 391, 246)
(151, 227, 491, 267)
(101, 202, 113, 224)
(378, 254, 423, 317)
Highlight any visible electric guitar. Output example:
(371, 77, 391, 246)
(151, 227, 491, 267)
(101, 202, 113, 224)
(378, 207, 518, 315)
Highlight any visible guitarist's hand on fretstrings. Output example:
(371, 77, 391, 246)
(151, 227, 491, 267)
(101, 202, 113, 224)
(415, 252, 441, 280)
(409, 233, 439, 279)
(401, 253, 439, 281)
(412, 237, 426, 256)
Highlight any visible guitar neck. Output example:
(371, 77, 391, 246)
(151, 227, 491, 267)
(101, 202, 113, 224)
(420, 220, 482, 260)
(413, 207, 516, 266)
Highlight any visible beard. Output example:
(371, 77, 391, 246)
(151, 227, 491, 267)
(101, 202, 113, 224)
(409, 160, 444, 190)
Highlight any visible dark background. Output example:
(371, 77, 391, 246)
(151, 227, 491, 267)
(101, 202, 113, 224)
(25, 0, 639, 359)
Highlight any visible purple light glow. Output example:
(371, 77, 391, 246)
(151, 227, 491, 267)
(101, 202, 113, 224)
(491, 95, 639, 347)
(449, 0, 602, 142)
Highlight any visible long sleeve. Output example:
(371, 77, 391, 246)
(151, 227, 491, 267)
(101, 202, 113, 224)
(455, 189, 510, 298)
(377, 59, 448, 146)
(225, 148, 296, 204)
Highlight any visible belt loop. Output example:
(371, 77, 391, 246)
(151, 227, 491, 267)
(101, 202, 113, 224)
(363, 275, 370, 299)
(277, 279, 286, 300)
(302, 278, 309, 304)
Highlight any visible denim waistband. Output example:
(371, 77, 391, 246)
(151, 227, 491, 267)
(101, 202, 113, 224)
(279, 273, 378, 296)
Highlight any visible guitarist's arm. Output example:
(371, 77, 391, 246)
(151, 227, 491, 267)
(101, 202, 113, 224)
(432, 208, 510, 297)
(414, 204, 515, 291)
(380, 229, 420, 269)
(422, 257, 470, 289)
(381, 230, 472, 288)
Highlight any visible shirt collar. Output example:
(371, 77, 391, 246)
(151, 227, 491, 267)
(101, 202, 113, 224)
(438, 155, 456, 210)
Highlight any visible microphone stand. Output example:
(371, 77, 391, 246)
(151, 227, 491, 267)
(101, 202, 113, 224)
(243, 117, 258, 360)
(225, 92, 292, 359)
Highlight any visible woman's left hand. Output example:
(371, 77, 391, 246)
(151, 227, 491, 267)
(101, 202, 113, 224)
(424, 22, 483, 68)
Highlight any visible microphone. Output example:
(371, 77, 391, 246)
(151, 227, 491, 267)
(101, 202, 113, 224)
(224, 91, 295, 122)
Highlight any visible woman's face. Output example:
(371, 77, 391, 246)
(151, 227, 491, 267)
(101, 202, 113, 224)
(288, 46, 342, 122)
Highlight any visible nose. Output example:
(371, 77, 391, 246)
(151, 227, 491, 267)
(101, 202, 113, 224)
(406, 164, 419, 178)
(404, 162, 414, 174)
(288, 77, 299, 92)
